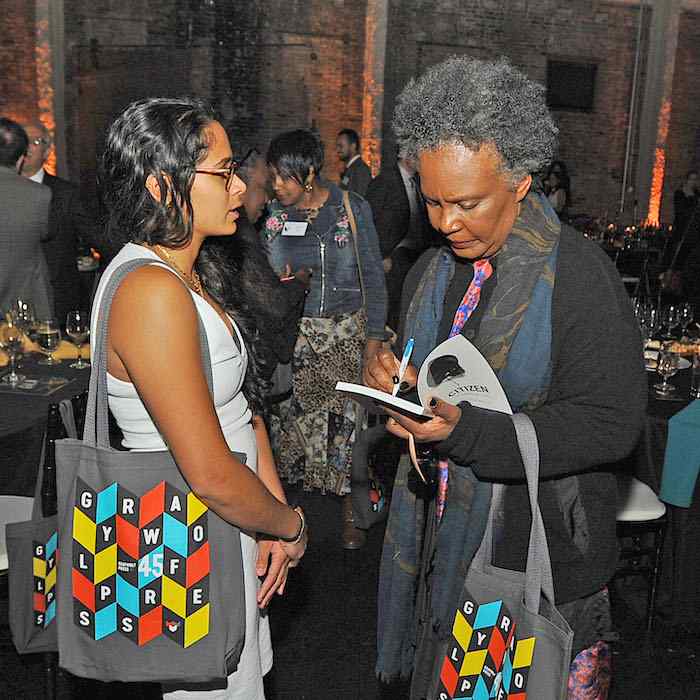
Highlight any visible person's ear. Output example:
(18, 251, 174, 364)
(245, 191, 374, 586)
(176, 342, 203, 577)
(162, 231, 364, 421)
(514, 174, 532, 203)
(145, 173, 173, 204)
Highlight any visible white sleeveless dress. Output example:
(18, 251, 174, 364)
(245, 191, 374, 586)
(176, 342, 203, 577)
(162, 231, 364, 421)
(90, 243, 272, 699)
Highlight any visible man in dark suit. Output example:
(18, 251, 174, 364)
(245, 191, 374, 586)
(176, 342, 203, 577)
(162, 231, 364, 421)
(0, 117, 52, 318)
(365, 154, 435, 330)
(336, 128, 372, 197)
(22, 122, 95, 322)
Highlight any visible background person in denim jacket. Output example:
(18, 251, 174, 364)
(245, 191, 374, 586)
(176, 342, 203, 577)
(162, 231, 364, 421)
(262, 128, 387, 549)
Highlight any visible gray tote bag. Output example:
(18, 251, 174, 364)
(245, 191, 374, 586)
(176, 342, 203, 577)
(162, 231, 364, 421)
(6, 399, 78, 655)
(431, 413, 573, 700)
(54, 258, 246, 683)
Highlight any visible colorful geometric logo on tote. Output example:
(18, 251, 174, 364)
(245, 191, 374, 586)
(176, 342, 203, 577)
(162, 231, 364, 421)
(436, 593, 536, 700)
(33, 532, 58, 629)
(72, 479, 210, 648)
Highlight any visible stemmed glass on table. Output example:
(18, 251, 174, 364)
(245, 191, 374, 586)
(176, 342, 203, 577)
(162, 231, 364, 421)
(0, 313, 26, 385)
(35, 319, 61, 365)
(65, 311, 90, 369)
(654, 342, 680, 396)
(679, 303, 694, 340)
(12, 299, 36, 335)
(637, 301, 659, 346)
(662, 304, 680, 340)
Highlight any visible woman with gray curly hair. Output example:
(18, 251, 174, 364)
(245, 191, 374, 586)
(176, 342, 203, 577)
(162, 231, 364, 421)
(364, 56, 646, 698)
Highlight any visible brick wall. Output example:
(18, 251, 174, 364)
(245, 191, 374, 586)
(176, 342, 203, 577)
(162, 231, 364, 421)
(62, 0, 216, 199)
(0, 1, 39, 125)
(59, 0, 367, 197)
(664, 9, 700, 222)
(216, 0, 368, 182)
(382, 0, 657, 221)
(2, 1, 699, 222)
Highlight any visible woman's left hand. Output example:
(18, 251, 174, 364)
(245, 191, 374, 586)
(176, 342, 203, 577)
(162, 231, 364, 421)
(386, 397, 462, 443)
(256, 539, 292, 608)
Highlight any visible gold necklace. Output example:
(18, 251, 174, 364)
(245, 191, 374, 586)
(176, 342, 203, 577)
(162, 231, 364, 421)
(154, 245, 203, 295)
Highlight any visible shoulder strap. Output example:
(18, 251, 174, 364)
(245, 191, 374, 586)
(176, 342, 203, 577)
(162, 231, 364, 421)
(343, 190, 367, 308)
(471, 412, 557, 613)
(82, 257, 213, 448)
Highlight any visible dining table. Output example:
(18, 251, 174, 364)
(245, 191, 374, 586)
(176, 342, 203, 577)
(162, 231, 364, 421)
(0, 354, 91, 496)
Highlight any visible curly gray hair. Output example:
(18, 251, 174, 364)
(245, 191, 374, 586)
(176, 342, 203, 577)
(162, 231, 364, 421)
(393, 56, 558, 185)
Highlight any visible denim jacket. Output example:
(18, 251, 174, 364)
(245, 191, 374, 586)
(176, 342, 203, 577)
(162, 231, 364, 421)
(262, 181, 387, 339)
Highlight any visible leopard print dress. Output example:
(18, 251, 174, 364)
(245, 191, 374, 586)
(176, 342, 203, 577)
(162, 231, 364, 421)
(268, 309, 366, 495)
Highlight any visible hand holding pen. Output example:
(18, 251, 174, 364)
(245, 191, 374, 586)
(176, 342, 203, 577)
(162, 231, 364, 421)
(362, 337, 418, 396)
(392, 337, 415, 396)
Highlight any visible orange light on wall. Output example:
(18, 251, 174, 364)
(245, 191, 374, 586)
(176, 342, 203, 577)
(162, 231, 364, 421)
(361, 0, 388, 177)
(35, 13, 56, 175)
(646, 98, 672, 227)
(647, 147, 666, 227)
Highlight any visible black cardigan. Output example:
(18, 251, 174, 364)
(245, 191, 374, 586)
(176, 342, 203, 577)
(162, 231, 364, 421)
(400, 226, 647, 604)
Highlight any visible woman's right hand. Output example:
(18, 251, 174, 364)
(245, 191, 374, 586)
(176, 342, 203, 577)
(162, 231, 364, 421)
(363, 347, 418, 394)
(278, 506, 308, 565)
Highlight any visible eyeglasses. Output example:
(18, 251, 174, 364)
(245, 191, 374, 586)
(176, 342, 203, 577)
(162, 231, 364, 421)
(194, 148, 257, 191)
(30, 137, 49, 147)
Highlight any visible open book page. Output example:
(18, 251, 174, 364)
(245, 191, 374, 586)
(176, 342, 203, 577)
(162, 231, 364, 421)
(335, 335, 512, 417)
(333, 382, 432, 417)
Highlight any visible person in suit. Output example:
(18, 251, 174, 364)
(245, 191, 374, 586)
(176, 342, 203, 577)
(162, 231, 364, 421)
(22, 121, 95, 323)
(336, 128, 372, 196)
(0, 117, 52, 318)
(365, 153, 435, 330)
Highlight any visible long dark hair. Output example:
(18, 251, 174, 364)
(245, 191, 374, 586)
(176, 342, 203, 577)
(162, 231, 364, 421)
(99, 96, 274, 412)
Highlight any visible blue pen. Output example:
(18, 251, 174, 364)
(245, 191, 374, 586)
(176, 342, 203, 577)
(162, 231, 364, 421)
(392, 337, 415, 396)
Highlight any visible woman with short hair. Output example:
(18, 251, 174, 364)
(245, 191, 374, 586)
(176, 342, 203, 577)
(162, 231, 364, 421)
(365, 57, 646, 698)
(261, 129, 387, 549)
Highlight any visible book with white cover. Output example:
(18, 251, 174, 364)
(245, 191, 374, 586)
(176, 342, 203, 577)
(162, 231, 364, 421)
(335, 335, 512, 418)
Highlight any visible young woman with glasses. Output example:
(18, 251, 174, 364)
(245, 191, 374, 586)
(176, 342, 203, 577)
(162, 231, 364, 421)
(93, 97, 307, 699)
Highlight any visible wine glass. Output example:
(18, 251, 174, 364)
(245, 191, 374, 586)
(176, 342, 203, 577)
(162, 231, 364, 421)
(65, 310, 90, 370)
(12, 299, 35, 332)
(662, 305, 680, 339)
(36, 319, 61, 365)
(0, 314, 26, 385)
(679, 303, 694, 340)
(639, 303, 659, 345)
(654, 343, 680, 395)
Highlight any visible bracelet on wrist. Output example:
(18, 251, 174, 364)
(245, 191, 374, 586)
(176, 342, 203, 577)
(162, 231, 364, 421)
(279, 506, 305, 545)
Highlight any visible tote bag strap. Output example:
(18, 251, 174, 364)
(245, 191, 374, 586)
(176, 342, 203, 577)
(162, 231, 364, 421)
(343, 190, 367, 308)
(83, 257, 213, 448)
(471, 412, 557, 613)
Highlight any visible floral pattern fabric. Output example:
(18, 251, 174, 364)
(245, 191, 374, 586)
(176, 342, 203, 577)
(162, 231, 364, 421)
(567, 641, 611, 699)
(268, 310, 367, 495)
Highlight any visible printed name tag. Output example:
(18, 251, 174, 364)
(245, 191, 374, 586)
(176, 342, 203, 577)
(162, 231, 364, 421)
(282, 222, 308, 236)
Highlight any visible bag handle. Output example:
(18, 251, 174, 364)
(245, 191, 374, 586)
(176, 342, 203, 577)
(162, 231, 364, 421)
(470, 412, 556, 613)
(82, 257, 213, 449)
(343, 190, 367, 308)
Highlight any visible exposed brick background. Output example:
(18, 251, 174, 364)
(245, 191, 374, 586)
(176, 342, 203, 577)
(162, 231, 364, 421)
(0, 1, 39, 125)
(382, 0, 660, 221)
(665, 9, 700, 218)
(2, 1, 700, 222)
